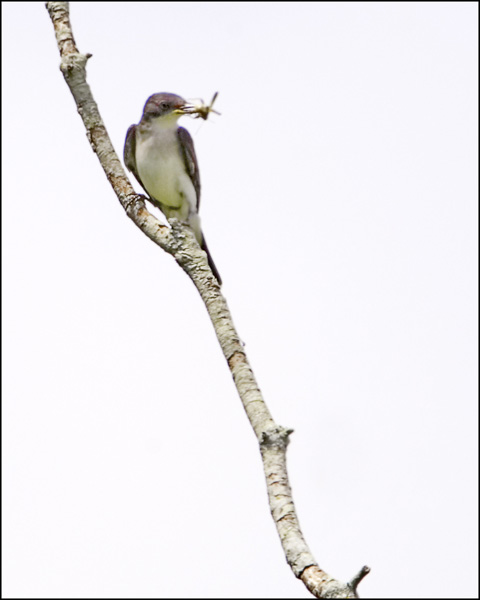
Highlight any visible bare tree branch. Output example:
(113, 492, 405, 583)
(46, 3, 370, 597)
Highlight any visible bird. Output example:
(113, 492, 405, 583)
(124, 92, 221, 285)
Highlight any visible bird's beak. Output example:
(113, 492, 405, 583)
(173, 102, 197, 116)
(174, 93, 220, 120)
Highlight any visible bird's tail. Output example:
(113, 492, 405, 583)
(201, 234, 222, 286)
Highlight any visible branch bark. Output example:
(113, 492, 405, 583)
(46, 3, 370, 597)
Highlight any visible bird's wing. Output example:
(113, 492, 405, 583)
(178, 127, 221, 284)
(124, 124, 146, 192)
(177, 126, 201, 210)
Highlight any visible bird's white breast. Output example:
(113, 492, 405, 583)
(135, 124, 196, 212)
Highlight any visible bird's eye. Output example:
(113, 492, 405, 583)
(161, 102, 169, 110)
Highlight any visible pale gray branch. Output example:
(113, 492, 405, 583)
(46, 3, 369, 597)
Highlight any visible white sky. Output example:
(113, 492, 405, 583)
(2, 2, 478, 598)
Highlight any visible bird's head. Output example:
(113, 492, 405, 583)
(142, 93, 196, 123)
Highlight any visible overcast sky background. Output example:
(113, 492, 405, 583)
(2, 2, 478, 598)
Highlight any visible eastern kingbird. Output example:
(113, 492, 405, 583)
(124, 92, 221, 284)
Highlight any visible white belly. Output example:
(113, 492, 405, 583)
(135, 129, 196, 212)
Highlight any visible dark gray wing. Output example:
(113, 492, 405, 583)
(177, 126, 201, 210)
(178, 127, 221, 284)
(124, 124, 146, 192)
